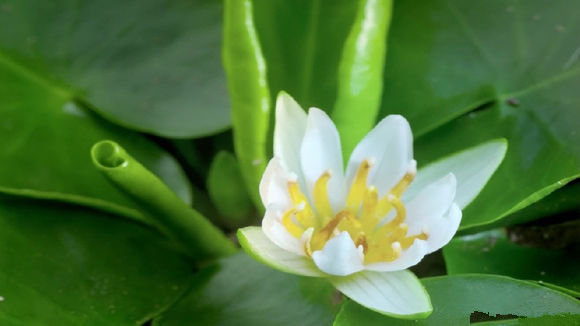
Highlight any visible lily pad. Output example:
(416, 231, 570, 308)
(380, 0, 580, 230)
(0, 196, 193, 325)
(0, 0, 229, 137)
(0, 50, 191, 219)
(154, 253, 339, 326)
(443, 230, 580, 296)
(334, 274, 580, 325)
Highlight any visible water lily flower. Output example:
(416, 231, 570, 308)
(238, 92, 507, 318)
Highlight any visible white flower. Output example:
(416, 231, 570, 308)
(238, 92, 507, 318)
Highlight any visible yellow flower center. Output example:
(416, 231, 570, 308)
(281, 159, 428, 264)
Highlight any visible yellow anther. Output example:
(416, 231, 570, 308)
(281, 208, 304, 237)
(313, 170, 333, 225)
(346, 159, 374, 211)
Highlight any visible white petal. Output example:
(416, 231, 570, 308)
(345, 115, 413, 197)
(406, 139, 507, 208)
(404, 173, 457, 236)
(262, 206, 304, 256)
(331, 270, 432, 318)
(423, 203, 462, 253)
(312, 231, 364, 276)
(238, 227, 325, 277)
(364, 240, 428, 272)
(300, 108, 346, 211)
(274, 92, 308, 183)
(259, 158, 292, 208)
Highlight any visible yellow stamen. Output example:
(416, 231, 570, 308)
(281, 208, 304, 237)
(399, 232, 428, 249)
(336, 212, 365, 249)
(374, 195, 406, 237)
(287, 179, 317, 228)
(313, 170, 333, 225)
(390, 160, 417, 197)
(384, 223, 408, 243)
(376, 162, 416, 216)
(364, 240, 403, 264)
(360, 186, 378, 233)
(309, 211, 349, 252)
(279, 158, 428, 265)
(346, 159, 374, 211)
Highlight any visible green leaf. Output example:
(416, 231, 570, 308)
(253, 0, 358, 111)
(334, 275, 580, 326)
(223, 0, 271, 208)
(237, 227, 325, 277)
(207, 151, 253, 227)
(0, 0, 228, 137)
(381, 0, 580, 230)
(0, 62, 190, 219)
(0, 196, 193, 325)
(494, 181, 580, 228)
(92, 141, 236, 260)
(154, 253, 339, 326)
(332, 0, 392, 158)
(443, 230, 580, 297)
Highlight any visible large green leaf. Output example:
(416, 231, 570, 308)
(0, 51, 191, 219)
(334, 275, 580, 325)
(0, 0, 228, 137)
(380, 0, 580, 230)
(495, 181, 580, 228)
(154, 253, 339, 326)
(0, 196, 193, 325)
(253, 0, 358, 112)
(443, 230, 580, 297)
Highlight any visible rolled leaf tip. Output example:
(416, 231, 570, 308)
(91, 140, 128, 169)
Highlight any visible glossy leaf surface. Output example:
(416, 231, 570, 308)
(223, 0, 271, 207)
(380, 0, 580, 230)
(0, 0, 228, 137)
(334, 275, 580, 325)
(253, 0, 358, 112)
(0, 59, 191, 218)
(332, 0, 392, 158)
(0, 197, 193, 325)
(154, 253, 338, 326)
(443, 230, 580, 296)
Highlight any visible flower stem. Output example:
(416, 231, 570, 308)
(91, 140, 236, 260)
